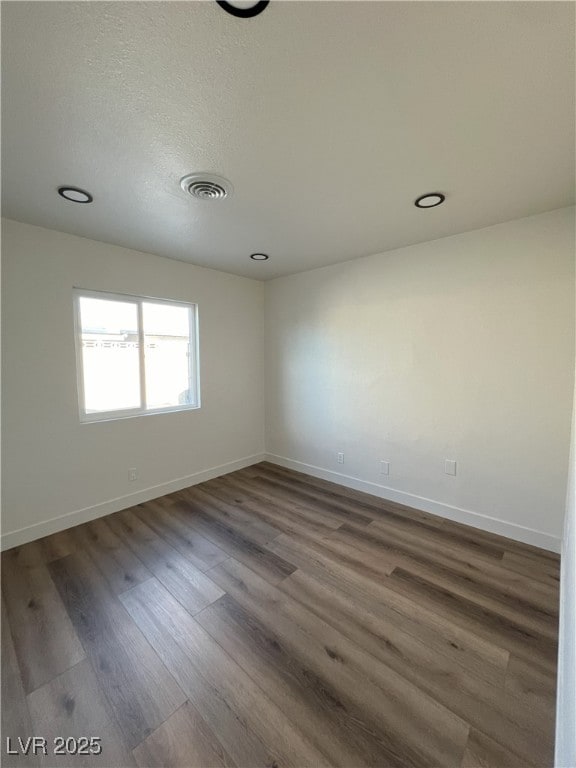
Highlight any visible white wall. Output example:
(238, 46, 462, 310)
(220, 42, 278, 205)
(555, 296, 576, 767)
(265, 207, 575, 551)
(1, 218, 265, 548)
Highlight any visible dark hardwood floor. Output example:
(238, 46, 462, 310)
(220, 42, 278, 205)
(1, 462, 560, 767)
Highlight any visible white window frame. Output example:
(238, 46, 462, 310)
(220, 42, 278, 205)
(73, 288, 200, 423)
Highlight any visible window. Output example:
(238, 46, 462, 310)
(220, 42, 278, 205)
(74, 289, 199, 421)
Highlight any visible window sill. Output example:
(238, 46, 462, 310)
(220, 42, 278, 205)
(80, 404, 201, 424)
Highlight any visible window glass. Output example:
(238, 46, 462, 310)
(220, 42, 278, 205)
(79, 297, 141, 413)
(143, 302, 194, 410)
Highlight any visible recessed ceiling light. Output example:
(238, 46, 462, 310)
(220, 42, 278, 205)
(58, 186, 93, 203)
(250, 253, 269, 261)
(216, 0, 270, 18)
(180, 173, 232, 200)
(414, 193, 445, 209)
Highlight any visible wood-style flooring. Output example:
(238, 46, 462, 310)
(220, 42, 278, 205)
(1, 462, 560, 767)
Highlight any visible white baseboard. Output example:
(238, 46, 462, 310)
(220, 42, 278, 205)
(1, 453, 266, 551)
(266, 453, 562, 553)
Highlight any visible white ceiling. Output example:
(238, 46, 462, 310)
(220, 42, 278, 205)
(2, 1, 574, 280)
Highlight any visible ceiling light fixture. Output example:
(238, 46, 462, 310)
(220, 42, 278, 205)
(180, 173, 232, 200)
(216, 0, 269, 18)
(250, 253, 269, 261)
(58, 186, 93, 203)
(414, 193, 445, 209)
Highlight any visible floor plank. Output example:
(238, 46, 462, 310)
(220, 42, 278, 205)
(134, 499, 229, 572)
(329, 524, 558, 635)
(1, 561, 85, 693)
(504, 654, 557, 707)
(460, 729, 525, 768)
(209, 557, 471, 768)
(501, 550, 561, 587)
(210, 473, 343, 534)
(1, 601, 39, 767)
(184, 485, 282, 544)
(170, 495, 297, 584)
(132, 701, 236, 768)
(1, 531, 77, 571)
(105, 508, 224, 614)
(71, 517, 152, 595)
(269, 533, 512, 676)
(279, 569, 554, 766)
(48, 551, 186, 749)
(121, 577, 332, 768)
(197, 593, 394, 768)
(120, 579, 274, 768)
(240, 470, 375, 527)
(27, 659, 136, 767)
(358, 521, 559, 612)
(386, 567, 558, 674)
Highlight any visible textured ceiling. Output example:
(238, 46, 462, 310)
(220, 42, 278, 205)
(1, 1, 574, 280)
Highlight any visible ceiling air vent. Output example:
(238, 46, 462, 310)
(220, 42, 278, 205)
(180, 173, 232, 200)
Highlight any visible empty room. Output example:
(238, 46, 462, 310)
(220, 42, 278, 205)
(1, 1, 575, 767)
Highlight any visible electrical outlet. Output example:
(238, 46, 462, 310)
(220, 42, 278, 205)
(380, 460, 390, 476)
(445, 460, 457, 476)
(337, 452, 344, 464)
(128, 468, 138, 481)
